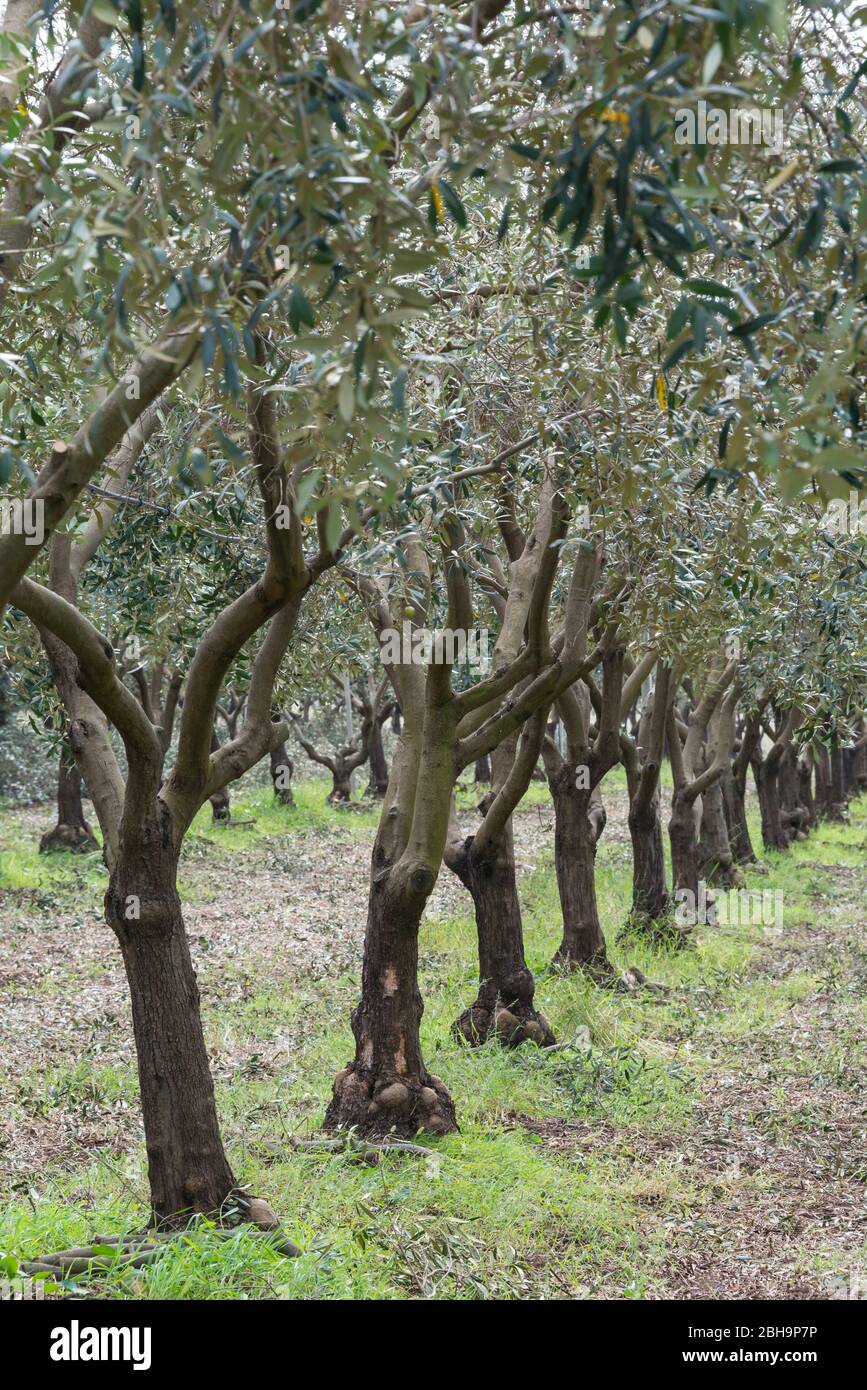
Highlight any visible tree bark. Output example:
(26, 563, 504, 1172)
(752, 754, 790, 851)
(40, 745, 98, 853)
(627, 789, 671, 928)
(798, 753, 816, 829)
(270, 743, 295, 805)
(328, 764, 353, 803)
(105, 835, 236, 1224)
(669, 786, 713, 929)
(209, 729, 230, 822)
(549, 768, 613, 976)
(829, 742, 846, 817)
(854, 726, 867, 792)
(813, 742, 833, 818)
(324, 860, 456, 1137)
(842, 745, 857, 798)
(473, 752, 491, 785)
(367, 716, 389, 798)
(779, 743, 809, 839)
(450, 826, 554, 1046)
(698, 775, 742, 886)
(720, 762, 756, 864)
(622, 661, 674, 936)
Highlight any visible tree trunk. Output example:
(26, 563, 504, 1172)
(814, 743, 833, 818)
(473, 753, 491, 785)
(270, 743, 295, 805)
(549, 769, 613, 977)
(450, 828, 554, 1047)
(798, 754, 816, 830)
(698, 777, 743, 886)
(627, 789, 671, 929)
(328, 765, 353, 803)
(829, 743, 846, 817)
(720, 762, 756, 864)
(367, 718, 389, 798)
(842, 745, 857, 799)
(854, 731, 867, 792)
(752, 756, 790, 851)
(669, 788, 712, 933)
(40, 745, 98, 853)
(779, 744, 808, 839)
(209, 730, 230, 822)
(324, 866, 456, 1137)
(105, 841, 236, 1224)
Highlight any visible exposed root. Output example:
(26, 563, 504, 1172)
(550, 946, 618, 985)
(619, 908, 695, 951)
(39, 823, 97, 855)
(704, 861, 747, 890)
(452, 999, 555, 1048)
(19, 1196, 300, 1277)
(324, 1064, 458, 1138)
(618, 905, 672, 943)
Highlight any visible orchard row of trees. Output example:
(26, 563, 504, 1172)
(1, 0, 865, 1240)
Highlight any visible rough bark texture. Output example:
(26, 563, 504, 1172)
(752, 755, 790, 851)
(669, 788, 714, 933)
(367, 716, 389, 798)
(40, 745, 98, 853)
(269, 743, 295, 805)
(779, 744, 809, 840)
(209, 729, 231, 822)
(720, 762, 756, 865)
(621, 664, 674, 937)
(813, 743, 833, 819)
(328, 767, 354, 803)
(854, 731, 867, 792)
(450, 829, 554, 1047)
(626, 790, 671, 929)
(549, 768, 613, 977)
(798, 755, 816, 830)
(105, 834, 236, 1223)
(473, 753, 491, 785)
(698, 776, 743, 887)
(842, 745, 857, 798)
(324, 866, 456, 1137)
(829, 743, 846, 818)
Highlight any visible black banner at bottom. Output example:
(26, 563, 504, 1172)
(1, 1295, 861, 1376)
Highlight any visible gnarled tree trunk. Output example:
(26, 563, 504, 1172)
(328, 762, 354, 803)
(628, 789, 670, 927)
(367, 715, 389, 798)
(40, 744, 98, 853)
(779, 743, 808, 839)
(325, 851, 456, 1137)
(798, 753, 816, 830)
(105, 829, 236, 1223)
(270, 742, 295, 805)
(698, 776, 741, 887)
(669, 786, 712, 928)
(622, 660, 673, 936)
(209, 729, 230, 822)
(720, 762, 755, 864)
(752, 755, 789, 850)
(549, 768, 612, 975)
(697, 695, 743, 887)
(450, 823, 554, 1047)
(829, 742, 846, 817)
(665, 665, 738, 936)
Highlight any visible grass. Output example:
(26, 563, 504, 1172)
(0, 781, 865, 1299)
